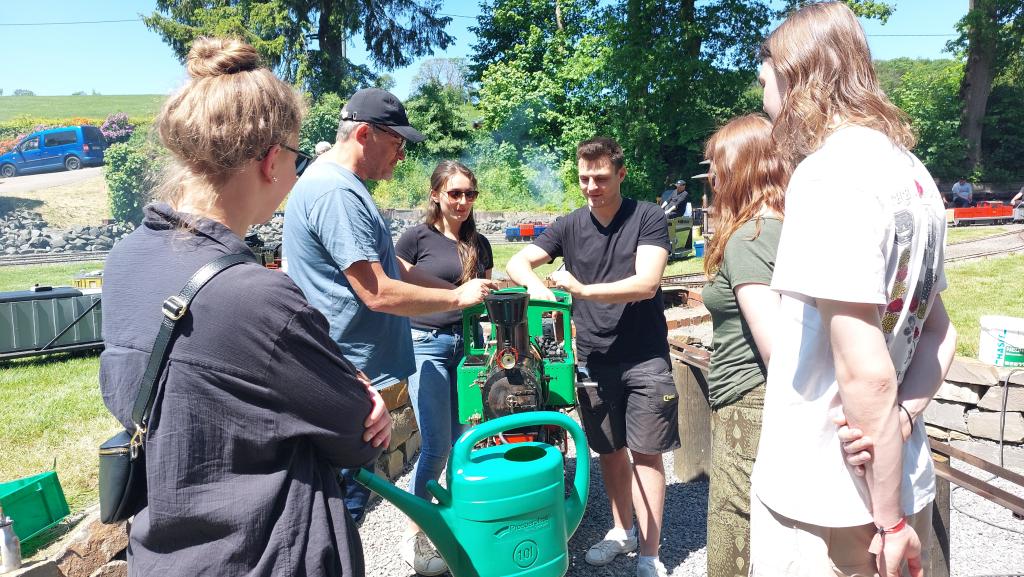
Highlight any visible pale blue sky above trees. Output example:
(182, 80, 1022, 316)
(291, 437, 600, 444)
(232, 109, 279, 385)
(0, 0, 966, 98)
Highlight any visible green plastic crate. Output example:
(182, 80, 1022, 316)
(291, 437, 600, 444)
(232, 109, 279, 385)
(0, 471, 70, 542)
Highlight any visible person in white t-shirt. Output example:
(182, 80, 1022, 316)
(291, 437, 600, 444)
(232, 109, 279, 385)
(749, 4, 959, 577)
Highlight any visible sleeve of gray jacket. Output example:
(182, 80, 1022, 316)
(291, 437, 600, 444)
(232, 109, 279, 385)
(267, 304, 382, 468)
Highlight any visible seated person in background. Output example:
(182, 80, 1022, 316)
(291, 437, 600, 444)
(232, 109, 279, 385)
(951, 177, 973, 207)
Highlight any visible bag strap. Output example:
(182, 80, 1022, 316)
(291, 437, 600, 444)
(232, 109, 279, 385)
(128, 253, 255, 451)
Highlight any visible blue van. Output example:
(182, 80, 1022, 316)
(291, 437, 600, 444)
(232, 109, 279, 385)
(0, 126, 107, 178)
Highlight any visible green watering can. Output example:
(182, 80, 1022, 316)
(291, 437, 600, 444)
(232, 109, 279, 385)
(356, 411, 589, 577)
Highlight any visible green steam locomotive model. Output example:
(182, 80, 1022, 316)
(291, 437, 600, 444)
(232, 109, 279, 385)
(455, 288, 577, 445)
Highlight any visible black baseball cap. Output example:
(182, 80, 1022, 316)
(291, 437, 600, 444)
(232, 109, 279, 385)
(340, 88, 426, 143)
(674, 179, 687, 186)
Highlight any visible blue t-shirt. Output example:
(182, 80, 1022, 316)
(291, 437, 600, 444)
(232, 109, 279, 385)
(283, 160, 414, 387)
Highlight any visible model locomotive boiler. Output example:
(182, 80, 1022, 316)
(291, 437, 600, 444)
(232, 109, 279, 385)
(455, 288, 576, 444)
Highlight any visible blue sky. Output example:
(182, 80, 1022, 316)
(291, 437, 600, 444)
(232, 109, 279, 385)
(0, 1, 966, 99)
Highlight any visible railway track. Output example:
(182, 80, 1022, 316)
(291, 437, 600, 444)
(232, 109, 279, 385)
(0, 251, 109, 267)
(661, 273, 706, 288)
(945, 229, 1024, 263)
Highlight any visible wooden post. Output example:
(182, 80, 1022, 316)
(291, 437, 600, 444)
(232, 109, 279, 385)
(929, 454, 952, 577)
(671, 358, 712, 482)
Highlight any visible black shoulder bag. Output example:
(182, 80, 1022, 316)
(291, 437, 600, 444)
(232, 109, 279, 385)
(98, 253, 254, 524)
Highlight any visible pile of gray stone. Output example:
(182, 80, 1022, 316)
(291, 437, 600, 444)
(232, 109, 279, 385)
(0, 208, 561, 258)
(0, 209, 134, 256)
(923, 356, 1024, 444)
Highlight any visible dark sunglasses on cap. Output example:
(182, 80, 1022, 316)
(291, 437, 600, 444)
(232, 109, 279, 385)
(446, 188, 479, 201)
(279, 143, 313, 176)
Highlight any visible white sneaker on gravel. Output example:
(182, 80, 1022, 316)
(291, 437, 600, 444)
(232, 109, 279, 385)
(584, 527, 638, 566)
(400, 531, 448, 576)
(636, 556, 668, 577)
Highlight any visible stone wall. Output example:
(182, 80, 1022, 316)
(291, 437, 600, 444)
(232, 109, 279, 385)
(0, 210, 132, 256)
(923, 357, 1024, 445)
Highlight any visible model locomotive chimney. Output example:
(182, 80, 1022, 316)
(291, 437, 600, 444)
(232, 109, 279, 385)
(484, 292, 530, 355)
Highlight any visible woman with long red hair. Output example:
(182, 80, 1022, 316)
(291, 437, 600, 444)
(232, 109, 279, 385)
(701, 113, 789, 577)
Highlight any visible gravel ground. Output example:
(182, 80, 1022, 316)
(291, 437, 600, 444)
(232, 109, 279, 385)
(359, 436, 1024, 577)
(947, 443, 1024, 577)
(360, 437, 708, 577)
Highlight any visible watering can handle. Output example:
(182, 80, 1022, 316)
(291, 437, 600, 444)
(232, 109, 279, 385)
(453, 411, 583, 463)
(451, 411, 590, 532)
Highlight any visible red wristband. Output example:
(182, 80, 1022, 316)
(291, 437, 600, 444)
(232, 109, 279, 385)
(877, 517, 907, 535)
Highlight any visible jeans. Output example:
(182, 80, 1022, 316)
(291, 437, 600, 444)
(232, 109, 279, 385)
(408, 327, 465, 500)
(340, 464, 373, 524)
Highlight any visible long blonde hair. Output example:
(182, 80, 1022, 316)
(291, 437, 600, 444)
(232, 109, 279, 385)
(703, 114, 789, 278)
(762, 2, 915, 163)
(155, 37, 305, 211)
(426, 160, 482, 284)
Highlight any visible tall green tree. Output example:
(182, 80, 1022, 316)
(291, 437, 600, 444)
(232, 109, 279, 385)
(469, 0, 600, 82)
(144, 0, 454, 96)
(947, 0, 1024, 172)
(472, 0, 895, 200)
(878, 59, 965, 180)
(404, 81, 473, 159)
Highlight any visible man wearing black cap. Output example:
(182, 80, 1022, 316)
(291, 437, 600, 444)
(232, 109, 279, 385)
(283, 89, 495, 548)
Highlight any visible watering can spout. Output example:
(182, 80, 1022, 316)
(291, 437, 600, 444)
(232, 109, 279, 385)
(353, 468, 461, 569)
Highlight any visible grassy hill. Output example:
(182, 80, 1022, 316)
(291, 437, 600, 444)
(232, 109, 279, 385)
(0, 94, 166, 121)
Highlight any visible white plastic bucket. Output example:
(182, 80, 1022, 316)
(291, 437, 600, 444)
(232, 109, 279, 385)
(979, 315, 1024, 367)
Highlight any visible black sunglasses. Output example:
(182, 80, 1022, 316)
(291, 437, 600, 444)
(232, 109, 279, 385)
(279, 143, 313, 176)
(446, 188, 479, 201)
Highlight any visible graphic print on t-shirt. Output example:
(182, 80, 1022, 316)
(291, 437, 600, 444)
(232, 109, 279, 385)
(880, 179, 944, 383)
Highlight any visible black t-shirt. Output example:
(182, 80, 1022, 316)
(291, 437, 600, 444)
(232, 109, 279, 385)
(396, 223, 494, 330)
(533, 198, 671, 364)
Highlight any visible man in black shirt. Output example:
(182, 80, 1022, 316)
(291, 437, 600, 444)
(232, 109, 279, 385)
(507, 137, 676, 577)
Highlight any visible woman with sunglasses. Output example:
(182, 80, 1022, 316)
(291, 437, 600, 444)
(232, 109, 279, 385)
(394, 160, 493, 576)
(99, 37, 388, 577)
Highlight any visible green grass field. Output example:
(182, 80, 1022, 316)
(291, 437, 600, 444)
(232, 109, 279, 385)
(943, 253, 1024, 358)
(0, 263, 103, 292)
(0, 95, 165, 121)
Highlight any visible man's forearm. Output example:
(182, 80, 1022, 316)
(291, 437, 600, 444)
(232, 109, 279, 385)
(367, 277, 459, 316)
(400, 266, 456, 290)
(577, 275, 659, 304)
(507, 256, 547, 293)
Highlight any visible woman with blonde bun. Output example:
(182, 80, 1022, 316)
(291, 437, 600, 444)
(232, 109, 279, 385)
(99, 37, 389, 577)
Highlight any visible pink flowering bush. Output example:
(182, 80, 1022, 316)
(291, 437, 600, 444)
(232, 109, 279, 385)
(101, 112, 135, 144)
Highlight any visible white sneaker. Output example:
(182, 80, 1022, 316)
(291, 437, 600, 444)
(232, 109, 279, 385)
(400, 531, 448, 576)
(636, 556, 668, 577)
(584, 527, 638, 566)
